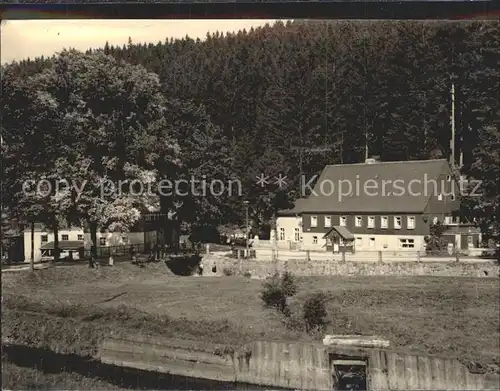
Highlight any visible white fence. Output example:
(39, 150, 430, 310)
(210, 247, 493, 264)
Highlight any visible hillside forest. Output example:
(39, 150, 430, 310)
(1, 20, 499, 248)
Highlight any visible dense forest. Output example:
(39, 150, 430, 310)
(1, 20, 499, 246)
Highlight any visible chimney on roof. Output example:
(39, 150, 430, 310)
(365, 156, 380, 164)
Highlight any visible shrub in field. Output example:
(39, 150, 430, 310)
(260, 272, 297, 315)
(303, 292, 328, 334)
(223, 267, 234, 276)
(243, 271, 252, 278)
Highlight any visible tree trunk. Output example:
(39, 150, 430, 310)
(30, 221, 35, 272)
(90, 221, 98, 259)
(53, 215, 59, 264)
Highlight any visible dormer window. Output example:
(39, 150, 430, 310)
(394, 216, 402, 229)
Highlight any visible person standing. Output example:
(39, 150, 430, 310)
(129, 244, 136, 264)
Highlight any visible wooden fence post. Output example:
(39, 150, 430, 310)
(378, 251, 383, 263)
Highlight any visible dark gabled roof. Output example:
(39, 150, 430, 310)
(40, 241, 84, 250)
(323, 226, 355, 240)
(302, 159, 450, 213)
(277, 198, 308, 216)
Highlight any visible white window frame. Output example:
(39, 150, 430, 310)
(279, 228, 285, 241)
(444, 216, 452, 225)
(324, 216, 332, 228)
(367, 216, 375, 228)
(407, 216, 415, 229)
(77, 234, 84, 241)
(437, 193, 443, 201)
(311, 216, 318, 228)
(394, 216, 402, 229)
(369, 237, 375, 248)
(294, 228, 300, 242)
(313, 236, 318, 244)
(340, 216, 347, 227)
(451, 193, 456, 201)
(381, 216, 388, 229)
(399, 238, 415, 249)
(467, 235, 473, 244)
(355, 216, 362, 227)
(99, 237, 107, 246)
(61, 234, 69, 241)
(446, 175, 451, 182)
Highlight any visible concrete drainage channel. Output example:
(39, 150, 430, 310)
(3, 335, 499, 390)
(97, 334, 499, 390)
(2, 344, 288, 390)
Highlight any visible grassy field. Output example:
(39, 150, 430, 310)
(2, 262, 499, 375)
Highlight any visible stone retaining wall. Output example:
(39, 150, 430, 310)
(202, 255, 499, 278)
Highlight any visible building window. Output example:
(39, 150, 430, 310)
(41, 235, 48, 242)
(324, 216, 331, 228)
(356, 237, 362, 247)
(451, 193, 456, 201)
(444, 216, 453, 225)
(467, 235, 473, 245)
(355, 216, 362, 227)
(407, 216, 415, 229)
(99, 237, 107, 246)
(61, 234, 69, 241)
(367, 216, 375, 228)
(311, 216, 317, 228)
(437, 193, 443, 201)
(340, 216, 347, 227)
(446, 175, 451, 182)
(369, 238, 375, 248)
(381, 216, 388, 229)
(279, 228, 285, 241)
(294, 228, 300, 242)
(399, 238, 415, 249)
(433, 216, 439, 224)
(313, 236, 318, 244)
(77, 234, 84, 241)
(394, 216, 402, 229)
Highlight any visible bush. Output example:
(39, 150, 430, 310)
(243, 271, 252, 278)
(223, 267, 234, 276)
(303, 292, 328, 334)
(260, 272, 297, 315)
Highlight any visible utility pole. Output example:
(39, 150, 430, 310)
(243, 200, 249, 258)
(30, 220, 35, 272)
(364, 104, 369, 161)
(450, 82, 456, 169)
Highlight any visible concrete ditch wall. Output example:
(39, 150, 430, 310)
(202, 255, 499, 278)
(98, 336, 499, 390)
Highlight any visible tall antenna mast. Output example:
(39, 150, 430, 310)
(364, 105, 369, 161)
(450, 82, 456, 168)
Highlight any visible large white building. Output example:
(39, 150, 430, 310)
(275, 159, 482, 254)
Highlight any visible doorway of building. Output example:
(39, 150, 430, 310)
(330, 357, 367, 391)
